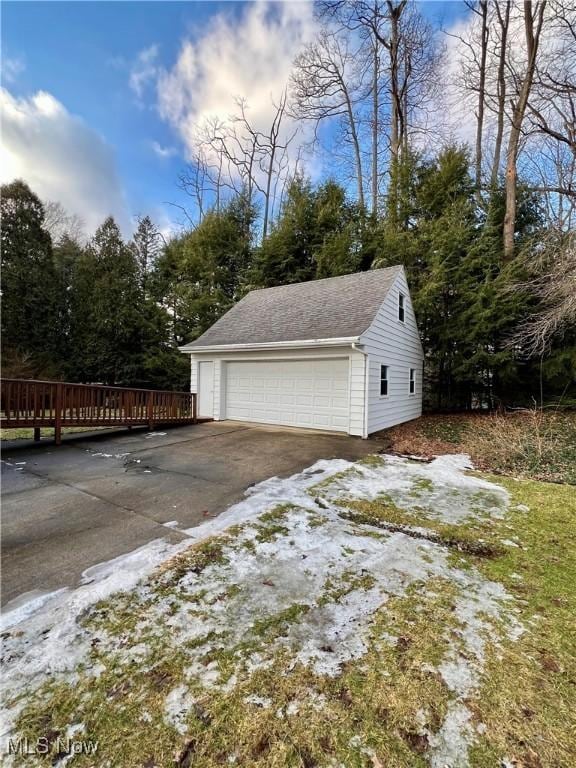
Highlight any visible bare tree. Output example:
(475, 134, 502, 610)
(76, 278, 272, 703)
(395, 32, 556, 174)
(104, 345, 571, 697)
(507, 228, 575, 354)
(525, 0, 576, 218)
(503, 0, 547, 260)
(471, 1, 489, 195)
(448, 0, 510, 190)
(176, 97, 297, 238)
(43, 200, 85, 244)
(291, 29, 367, 209)
(258, 90, 297, 238)
(351, 0, 441, 222)
(490, 0, 512, 187)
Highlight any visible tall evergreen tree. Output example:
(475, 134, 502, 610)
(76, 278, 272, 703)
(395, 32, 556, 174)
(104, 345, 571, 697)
(0, 180, 60, 376)
(132, 215, 163, 294)
(68, 217, 144, 384)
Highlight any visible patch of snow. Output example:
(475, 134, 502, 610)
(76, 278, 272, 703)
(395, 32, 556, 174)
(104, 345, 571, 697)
(182, 458, 352, 539)
(65, 723, 85, 739)
(163, 520, 180, 529)
(145, 432, 167, 438)
(164, 684, 195, 734)
(1, 589, 69, 632)
(438, 658, 477, 697)
(0, 538, 191, 746)
(89, 451, 130, 459)
(501, 539, 520, 547)
(319, 453, 510, 524)
(428, 701, 474, 768)
(243, 695, 271, 708)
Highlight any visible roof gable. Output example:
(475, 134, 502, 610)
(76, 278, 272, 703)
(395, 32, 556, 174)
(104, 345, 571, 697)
(181, 266, 402, 349)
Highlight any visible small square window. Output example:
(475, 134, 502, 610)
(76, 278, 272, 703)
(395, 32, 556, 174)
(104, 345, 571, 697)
(409, 368, 415, 394)
(380, 365, 388, 396)
(398, 293, 405, 322)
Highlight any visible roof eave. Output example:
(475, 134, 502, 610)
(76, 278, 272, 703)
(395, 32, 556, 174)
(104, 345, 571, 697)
(178, 337, 361, 354)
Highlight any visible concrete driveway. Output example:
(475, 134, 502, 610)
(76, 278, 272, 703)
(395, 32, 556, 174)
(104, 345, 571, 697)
(1, 422, 380, 607)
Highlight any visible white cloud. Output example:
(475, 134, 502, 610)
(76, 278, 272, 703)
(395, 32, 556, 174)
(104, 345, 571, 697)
(1, 88, 130, 235)
(2, 55, 26, 84)
(130, 44, 160, 99)
(150, 140, 177, 159)
(157, 1, 317, 160)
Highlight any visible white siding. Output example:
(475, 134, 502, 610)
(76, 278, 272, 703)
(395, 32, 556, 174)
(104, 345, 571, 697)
(190, 357, 198, 394)
(348, 349, 366, 437)
(360, 269, 423, 434)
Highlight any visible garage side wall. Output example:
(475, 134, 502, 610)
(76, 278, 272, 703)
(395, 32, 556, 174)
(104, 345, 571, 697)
(189, 346, 366, 436)
(360, 270, 424, 434)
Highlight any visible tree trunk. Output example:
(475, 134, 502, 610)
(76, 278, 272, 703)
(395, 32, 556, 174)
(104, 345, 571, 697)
(475, 1, 488, 197)
(339, 73, 365, 209)
(372, 37, 379, 217)
(263, 144, 276, 239)
(491, 0, 511, 188)
(503, 0, 546, 260)
(388, 4, 401, 165)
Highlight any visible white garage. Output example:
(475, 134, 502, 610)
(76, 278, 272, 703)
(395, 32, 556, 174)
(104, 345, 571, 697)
(224, 358, 349, 431)
(180, 266, 424, 438)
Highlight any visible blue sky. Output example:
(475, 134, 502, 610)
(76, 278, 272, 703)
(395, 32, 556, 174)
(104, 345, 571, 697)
(2, 1, 470, 238)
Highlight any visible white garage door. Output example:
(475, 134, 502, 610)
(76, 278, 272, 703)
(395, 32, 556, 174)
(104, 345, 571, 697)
(225, 358, 349, 432)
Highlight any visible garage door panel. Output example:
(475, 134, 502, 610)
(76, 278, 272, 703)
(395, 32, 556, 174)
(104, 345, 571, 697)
(225, 359, 349, 432)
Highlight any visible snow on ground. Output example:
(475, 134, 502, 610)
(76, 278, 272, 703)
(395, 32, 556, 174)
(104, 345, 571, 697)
(316, 453, 510, 524)
(0, 454, 522, 766)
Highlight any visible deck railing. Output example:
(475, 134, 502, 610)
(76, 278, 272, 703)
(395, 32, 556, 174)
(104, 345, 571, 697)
(0, 379, 198, 444)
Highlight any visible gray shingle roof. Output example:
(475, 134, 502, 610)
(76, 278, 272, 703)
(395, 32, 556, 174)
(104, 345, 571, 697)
(182, 266, 402, 349)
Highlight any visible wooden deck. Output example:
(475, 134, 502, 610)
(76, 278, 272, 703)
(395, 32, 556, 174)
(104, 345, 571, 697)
(0, 379, 201, 445)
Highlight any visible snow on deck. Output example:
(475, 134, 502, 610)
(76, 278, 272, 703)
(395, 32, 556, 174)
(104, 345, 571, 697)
(0, 454, 523, 767)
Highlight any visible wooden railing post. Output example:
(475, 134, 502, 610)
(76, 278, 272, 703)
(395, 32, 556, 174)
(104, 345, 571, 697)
(54, 382, 63, 445)
(192, 392, 197, 424)
(147, 390, 154, 431)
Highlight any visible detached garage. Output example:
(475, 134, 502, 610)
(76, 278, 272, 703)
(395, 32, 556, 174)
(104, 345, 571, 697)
(180, 266, 423, 438)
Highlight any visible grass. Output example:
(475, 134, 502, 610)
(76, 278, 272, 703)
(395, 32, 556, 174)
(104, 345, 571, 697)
(467, 475, 576, 767)
(8, 463, 576, 767)
(388, 410, 576, 484)
(338, 498, 506, 558)
(0, 426, 107, 440)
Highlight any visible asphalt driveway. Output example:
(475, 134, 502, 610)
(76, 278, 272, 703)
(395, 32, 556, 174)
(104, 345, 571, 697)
(1, 422, 378, 607)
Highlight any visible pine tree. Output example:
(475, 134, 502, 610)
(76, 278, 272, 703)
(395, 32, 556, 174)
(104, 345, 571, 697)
(132, 215, 163, 294)
(68, 217, 143, 384)
(0, 180, 61, 376)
